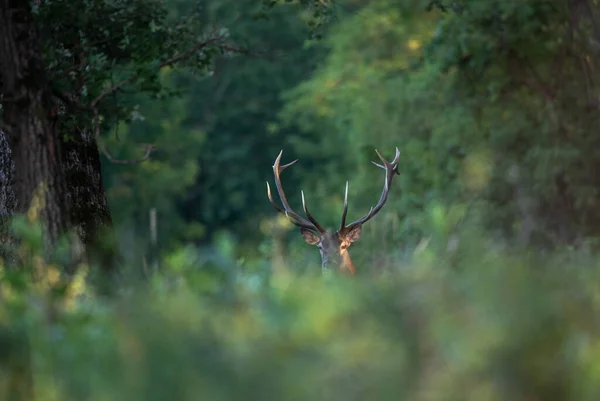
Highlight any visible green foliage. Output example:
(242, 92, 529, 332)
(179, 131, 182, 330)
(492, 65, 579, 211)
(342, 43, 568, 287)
(27, 0, 258, 263)
(178, 0, 321, 236)
(281, 0, 600, 247)
(100, 0, 324, 260)
(95, 0, 600, 271)
(3, 224, 600, 400)
(38, 0, 221, 104)
(281, 0, 460, 241)
(256, 0, 334, 39)
(8, 2, 600, 399)
(102, 70, 207, 258)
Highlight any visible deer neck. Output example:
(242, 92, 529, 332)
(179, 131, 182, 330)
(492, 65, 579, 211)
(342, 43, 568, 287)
(340, 252, 356, 275)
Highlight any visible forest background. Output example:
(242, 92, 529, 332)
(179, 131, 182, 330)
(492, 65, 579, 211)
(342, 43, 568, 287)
(102, 0, 600, 268)
(2, 0, 600, 400)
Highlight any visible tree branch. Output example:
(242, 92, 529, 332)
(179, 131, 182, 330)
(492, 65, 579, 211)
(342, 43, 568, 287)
(90, 36, 226, 108)
(93, 108, 154, 164)
(56, 34, 258, 164)
(51, 87, 91, 111)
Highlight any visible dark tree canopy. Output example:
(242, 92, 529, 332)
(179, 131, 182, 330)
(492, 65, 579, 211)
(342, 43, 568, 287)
(1, 0, 267, 268)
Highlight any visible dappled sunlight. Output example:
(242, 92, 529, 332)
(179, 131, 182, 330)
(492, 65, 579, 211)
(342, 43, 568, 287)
(462, 149, 493, 192)
(407, 38, 421, 51)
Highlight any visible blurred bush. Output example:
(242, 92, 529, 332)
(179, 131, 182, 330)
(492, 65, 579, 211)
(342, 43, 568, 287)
(1, 219, 600, 401)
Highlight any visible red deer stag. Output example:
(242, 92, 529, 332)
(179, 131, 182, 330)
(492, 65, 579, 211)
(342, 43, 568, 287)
(266, 148, 400, 275)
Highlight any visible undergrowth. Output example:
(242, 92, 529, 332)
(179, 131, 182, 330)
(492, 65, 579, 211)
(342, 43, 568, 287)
(1, 217, 600, 401)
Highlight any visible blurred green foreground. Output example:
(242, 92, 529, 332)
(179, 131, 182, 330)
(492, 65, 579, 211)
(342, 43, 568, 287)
(1, 226, 600, 401)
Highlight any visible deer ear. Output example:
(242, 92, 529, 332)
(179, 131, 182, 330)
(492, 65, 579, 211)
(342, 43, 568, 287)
(301, 228, 320, 245)
(346, 225, 362, 243)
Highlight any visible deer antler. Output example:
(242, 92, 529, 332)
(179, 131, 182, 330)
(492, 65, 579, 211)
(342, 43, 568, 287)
(266, 150, 326, 234)
(339, 147, 400, 234)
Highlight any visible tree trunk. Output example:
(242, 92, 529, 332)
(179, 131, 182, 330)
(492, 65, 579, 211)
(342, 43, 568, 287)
(62, 127, 118, 271)
(0, 1, 70, 249)
(0, 129, 15, 221)
(0, 129, 16, 262)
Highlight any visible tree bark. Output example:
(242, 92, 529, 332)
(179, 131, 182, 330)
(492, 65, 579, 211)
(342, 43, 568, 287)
(62, 126, 118, 271)
(0, 1, 70, 249)
(56, 31, 118, 271)
(0, 0, 118, 270)
(0, 129, 15, 223)
(0, 129, 16, 262)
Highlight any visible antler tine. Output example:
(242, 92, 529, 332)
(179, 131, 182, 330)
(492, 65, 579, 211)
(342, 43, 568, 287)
(339, 181, 349, 231)
(392, 146, 401, 165)
(340, 148, 400, 233)
(267, 182, 285, 214)
(301, 191, 326, 232)
(267, 150, 325, 233)
(371, 147, 401, 172)
(272, 150, 298, 212)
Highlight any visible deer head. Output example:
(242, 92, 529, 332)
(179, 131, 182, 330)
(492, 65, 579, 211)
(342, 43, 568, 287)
(266, 148, 400, 275)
